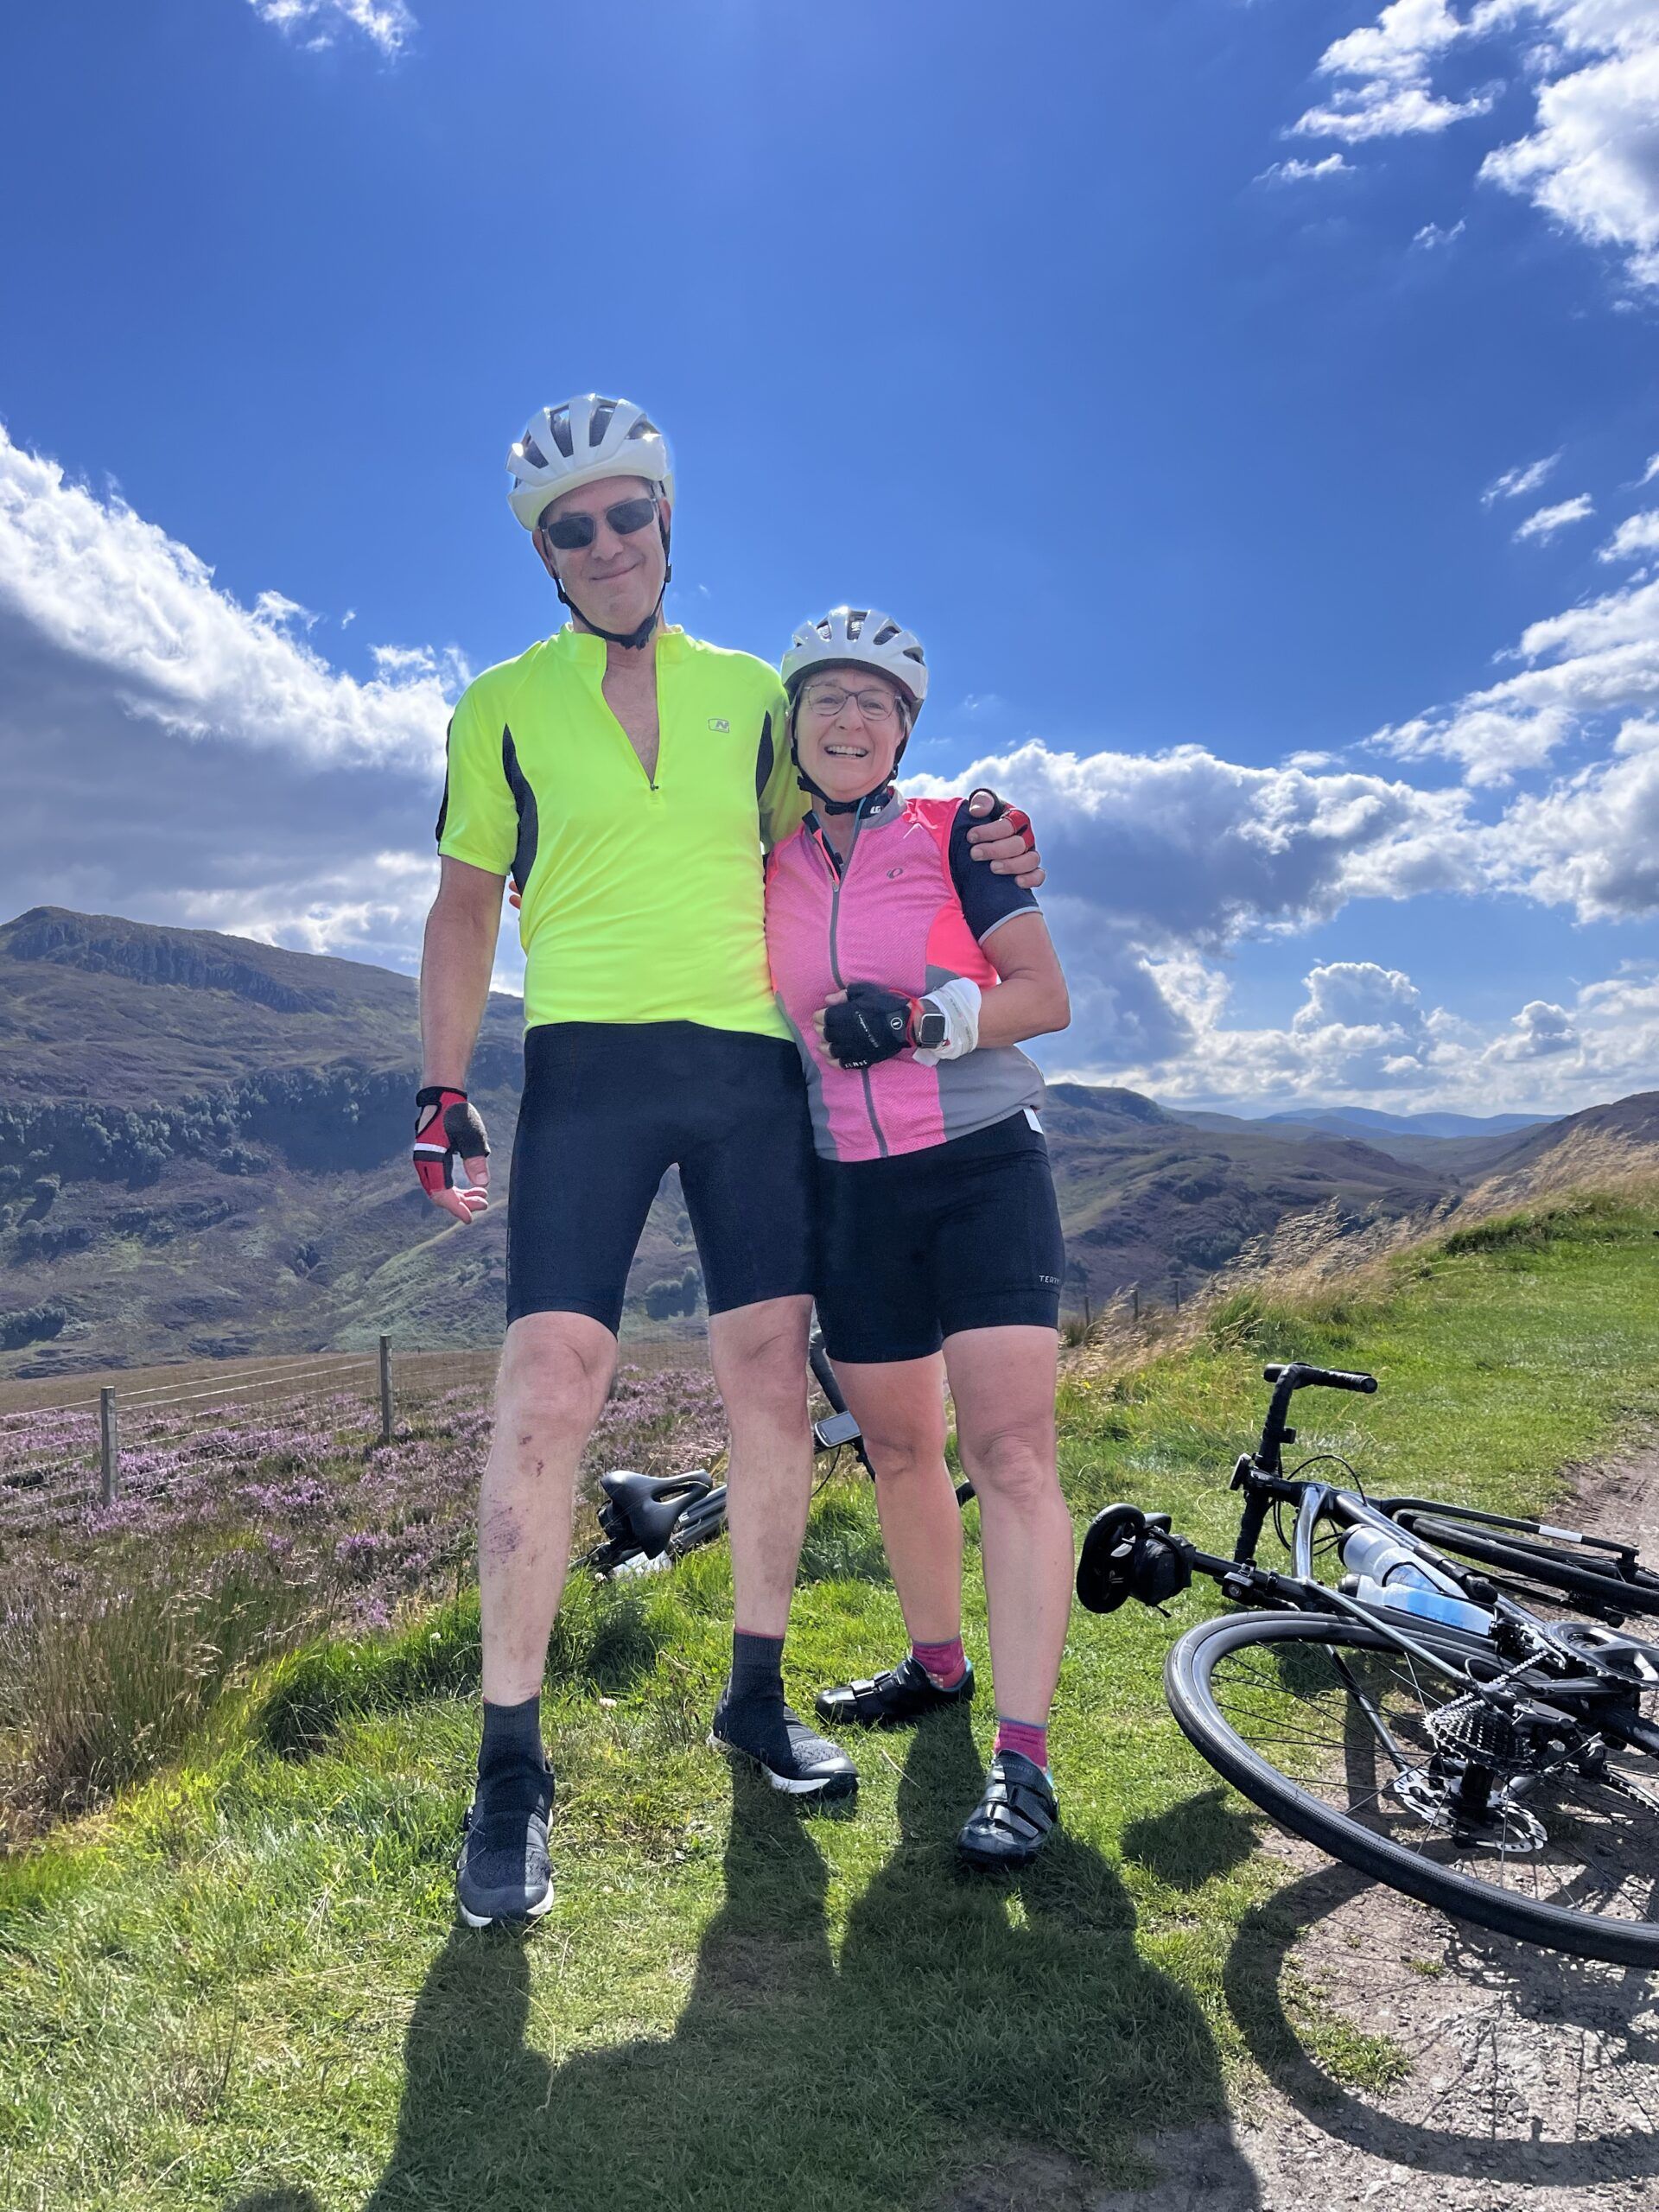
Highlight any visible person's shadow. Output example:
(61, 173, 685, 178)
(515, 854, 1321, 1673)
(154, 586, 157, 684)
(343, 1719, 1257, 2212)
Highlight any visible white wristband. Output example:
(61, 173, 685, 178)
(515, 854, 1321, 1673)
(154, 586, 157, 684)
(912, 976, 982, 1065)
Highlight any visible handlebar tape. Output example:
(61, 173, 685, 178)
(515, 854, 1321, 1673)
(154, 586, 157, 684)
(1262, 1363, 1378, 1394)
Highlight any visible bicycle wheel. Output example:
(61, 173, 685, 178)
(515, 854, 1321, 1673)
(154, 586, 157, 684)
(1398, 1511, 1659, 1621)
(1166, 1611, 1659, 1967)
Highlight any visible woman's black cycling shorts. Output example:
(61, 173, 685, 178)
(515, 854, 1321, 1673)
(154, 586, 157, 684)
(505, 1021, 816, 1335)
(813, 1109, 1065, 1364)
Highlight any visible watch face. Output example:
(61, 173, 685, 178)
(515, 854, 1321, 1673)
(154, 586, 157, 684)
(915, 1009, 947, 1051)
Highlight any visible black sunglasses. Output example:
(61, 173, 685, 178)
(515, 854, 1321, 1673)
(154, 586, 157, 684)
(538, 494, 659, 552)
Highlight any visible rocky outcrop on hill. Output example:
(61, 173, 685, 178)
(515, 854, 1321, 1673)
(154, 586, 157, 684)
(3, 909, 331, 1014)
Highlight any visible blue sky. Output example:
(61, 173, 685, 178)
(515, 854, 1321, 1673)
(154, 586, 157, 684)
(2, 1, 1657, 1113)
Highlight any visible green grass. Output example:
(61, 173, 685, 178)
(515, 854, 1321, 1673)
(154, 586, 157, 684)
(3, 1187, 1659, 2210)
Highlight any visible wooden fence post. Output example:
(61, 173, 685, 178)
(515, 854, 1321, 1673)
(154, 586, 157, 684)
(379, 1335, 394, 1445)
(99, 1386, 119, 1503)
(1131, 1286, 1140, 1322)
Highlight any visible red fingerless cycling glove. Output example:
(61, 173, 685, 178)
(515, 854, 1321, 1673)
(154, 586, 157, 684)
(413, 1086, 490, 1197)
(968, 786, 1034, 854)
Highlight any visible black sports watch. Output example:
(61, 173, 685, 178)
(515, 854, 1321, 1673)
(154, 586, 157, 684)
(911, 997, 948, 1052)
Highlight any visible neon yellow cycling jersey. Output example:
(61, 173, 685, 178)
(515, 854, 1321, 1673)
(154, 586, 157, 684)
(436, 626, 809, 1034)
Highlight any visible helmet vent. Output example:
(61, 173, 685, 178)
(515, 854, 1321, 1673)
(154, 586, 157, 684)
(588, 398, 618, 444)
(628, 414, 661, 442)
(872, 620, 899, 647)
(844, 610, 866, 641)
(546, 408, 575, 459)
(519, 433, 549, 470)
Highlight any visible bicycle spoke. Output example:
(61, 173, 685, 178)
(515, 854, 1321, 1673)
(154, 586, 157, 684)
(1198, 1619, 1659, 1948)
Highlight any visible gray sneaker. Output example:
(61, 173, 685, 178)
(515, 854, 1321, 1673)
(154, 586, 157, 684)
(455, 1757, 555, 1927)
(709, 1688, 858, 1802)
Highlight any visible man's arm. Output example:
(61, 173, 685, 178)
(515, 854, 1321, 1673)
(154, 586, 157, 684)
(756, 696, 809, 854)
(418, 855, 506, 1222)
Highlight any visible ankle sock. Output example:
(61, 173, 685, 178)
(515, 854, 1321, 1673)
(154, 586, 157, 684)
(912, 1635, 968, 1689)
(994, 1715, 1050, 1770)
(728, 1628, 785, 1705)
(479, 1692, 543, 1780)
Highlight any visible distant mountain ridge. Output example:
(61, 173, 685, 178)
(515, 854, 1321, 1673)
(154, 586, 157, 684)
(2, 908, 1653, 1376)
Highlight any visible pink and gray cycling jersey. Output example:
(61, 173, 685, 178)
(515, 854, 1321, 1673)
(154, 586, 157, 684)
(765, 792, 1046, 1163)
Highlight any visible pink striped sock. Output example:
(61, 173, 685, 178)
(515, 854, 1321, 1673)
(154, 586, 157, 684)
(994, 1716, 1049, 1770)
(912, 1636, 967, 1688)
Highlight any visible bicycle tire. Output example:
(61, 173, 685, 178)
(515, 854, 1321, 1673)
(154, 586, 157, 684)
(1402, 1513, 1659, 1621)
(1165, 1611, 1659, 1967)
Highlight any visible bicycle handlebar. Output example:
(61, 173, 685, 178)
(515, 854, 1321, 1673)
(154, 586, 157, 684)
(1262, 1363, 1377, 1395)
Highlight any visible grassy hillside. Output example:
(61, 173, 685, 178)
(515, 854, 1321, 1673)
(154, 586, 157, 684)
(3, 1185, 1658, 2209)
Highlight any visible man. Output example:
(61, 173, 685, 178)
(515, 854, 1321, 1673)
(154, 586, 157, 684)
(416, 395, 1043, 1926)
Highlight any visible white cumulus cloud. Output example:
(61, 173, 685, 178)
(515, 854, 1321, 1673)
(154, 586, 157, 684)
(1599, 509, 1659, 562)
(247, 0, 415, 55)
(0, 425, 482, 971)
(1413, 218, 1469, 246)
(1290, 0, 1497, 142)
(1373, 563, 1659, 786)
(1282, 2, 1659, 289)
(1485, 998, 1579, 1061)
(1489, 715, 1659, 918)
(1255, 154, 1356, 183)
(0, 425, 457, 772)
(910, 742, 1475, 1065)
(1514, 492, 1595, 540)
(1484, 453, 1560, 504)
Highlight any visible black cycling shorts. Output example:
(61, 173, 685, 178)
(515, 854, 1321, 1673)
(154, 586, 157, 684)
(505, 1022, 816, 1335)
(813, 1110, 1065, 1365)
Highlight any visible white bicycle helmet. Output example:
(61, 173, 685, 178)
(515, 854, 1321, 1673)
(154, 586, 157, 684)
(506, 395, 674, 531)
(782, 607, 928, 717)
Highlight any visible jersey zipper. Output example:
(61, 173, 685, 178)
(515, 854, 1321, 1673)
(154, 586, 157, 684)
(594, 639, 664, 798)
(810, 804, 889, 1160)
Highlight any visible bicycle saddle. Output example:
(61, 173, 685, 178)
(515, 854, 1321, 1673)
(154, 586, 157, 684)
(1076, 1503, 1188, 1613)
(598, 1468, 712, 1560)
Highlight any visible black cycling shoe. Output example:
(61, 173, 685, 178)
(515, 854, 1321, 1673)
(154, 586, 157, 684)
(455, 1754, 556, 1928)
(957, 1750, 1057, 1872)
(816, 1652, 976, 1730)
(709, 1688, 858, 1802)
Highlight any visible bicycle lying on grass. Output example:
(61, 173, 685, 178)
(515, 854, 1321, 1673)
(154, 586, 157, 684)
(1077, 1361, 1659, 1966)
(582, 1333, 880, 1577)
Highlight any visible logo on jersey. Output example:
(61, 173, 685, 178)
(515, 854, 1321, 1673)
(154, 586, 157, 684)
(887, 866, 905, 879)
(708, 717, 730, 732)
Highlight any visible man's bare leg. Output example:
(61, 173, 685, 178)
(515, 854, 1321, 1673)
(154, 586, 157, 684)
(478, 1310, 618, 1702)
(708, 1294, 814, 1636)
(456, 1310, 616, 1926)
(705, 1294, 856, 1796)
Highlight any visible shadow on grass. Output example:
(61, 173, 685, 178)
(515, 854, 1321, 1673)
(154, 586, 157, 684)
(354, 1718, 1261, 2212)
(1121, 1785, 1258, 1892)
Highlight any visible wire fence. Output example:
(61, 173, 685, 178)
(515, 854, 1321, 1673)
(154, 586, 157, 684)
(0, 1340, 499, 1529)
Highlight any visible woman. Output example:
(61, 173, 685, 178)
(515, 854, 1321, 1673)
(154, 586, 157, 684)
(765, 607, 1075, 1868)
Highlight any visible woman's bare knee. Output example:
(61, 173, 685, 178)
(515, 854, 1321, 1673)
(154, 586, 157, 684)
(959, 1423, 1058, 1508)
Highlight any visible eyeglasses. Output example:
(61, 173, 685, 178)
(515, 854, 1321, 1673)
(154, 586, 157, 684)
(800, 681, 900, 726)
(538, 495, 659, 551)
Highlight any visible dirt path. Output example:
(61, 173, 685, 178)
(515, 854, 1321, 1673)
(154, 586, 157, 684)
(1089, 1449, 1659, 2212)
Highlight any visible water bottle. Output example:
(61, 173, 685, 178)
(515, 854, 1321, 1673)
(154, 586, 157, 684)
(1341, 1522, 1463, 1599)
(1351, 1574, 1494, 1638)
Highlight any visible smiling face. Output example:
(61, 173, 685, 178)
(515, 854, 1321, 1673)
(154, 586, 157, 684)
(533, 472, 670, 638)
(794, 664, 909, 804)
